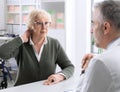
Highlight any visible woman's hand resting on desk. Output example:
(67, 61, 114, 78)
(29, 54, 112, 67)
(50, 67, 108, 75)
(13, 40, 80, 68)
(43, 74, 65, 85)
(81, 53, 94, 70)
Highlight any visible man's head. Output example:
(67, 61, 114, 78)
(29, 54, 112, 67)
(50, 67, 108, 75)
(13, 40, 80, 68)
(91, 0, 120, 49)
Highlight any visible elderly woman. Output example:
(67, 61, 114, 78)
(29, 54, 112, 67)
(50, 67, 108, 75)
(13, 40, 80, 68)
(0, 9, 74, 86)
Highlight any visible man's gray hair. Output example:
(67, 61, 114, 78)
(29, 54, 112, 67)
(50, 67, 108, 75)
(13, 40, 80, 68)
(95, 0, 120, 30)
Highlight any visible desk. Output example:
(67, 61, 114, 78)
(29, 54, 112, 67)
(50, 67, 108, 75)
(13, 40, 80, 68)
(0, 76, 79, 92)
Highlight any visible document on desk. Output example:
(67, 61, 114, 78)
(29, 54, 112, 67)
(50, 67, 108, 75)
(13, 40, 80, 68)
(64, 89, 75, 92)
(64, 73, 86, 92)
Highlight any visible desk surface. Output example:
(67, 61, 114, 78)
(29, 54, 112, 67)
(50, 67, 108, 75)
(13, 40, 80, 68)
(0, 76, 79, 92)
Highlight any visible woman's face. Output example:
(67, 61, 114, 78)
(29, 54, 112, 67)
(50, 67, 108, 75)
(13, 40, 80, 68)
(33, 17, 51, 38)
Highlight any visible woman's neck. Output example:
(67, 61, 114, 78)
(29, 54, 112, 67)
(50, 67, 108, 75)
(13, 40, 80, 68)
(31, 35, 45, 45)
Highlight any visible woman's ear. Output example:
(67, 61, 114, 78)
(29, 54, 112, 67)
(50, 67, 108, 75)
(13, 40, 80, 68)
(103, 22, 111, 35)
(27, 27, 33, 34)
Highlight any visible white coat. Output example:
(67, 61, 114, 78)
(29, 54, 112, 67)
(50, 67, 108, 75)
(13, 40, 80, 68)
(76, 37, 120, 92)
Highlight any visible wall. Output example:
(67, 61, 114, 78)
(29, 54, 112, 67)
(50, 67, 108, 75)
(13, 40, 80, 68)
(59, 0, 92, 76)
(55, 0, 92, 75)
(73, 0, 91, 75)
(65, 0, 76, 67)
(0, 0, 5, 30)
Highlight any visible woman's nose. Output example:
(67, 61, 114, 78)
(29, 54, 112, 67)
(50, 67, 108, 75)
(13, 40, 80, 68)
(42, 24, 46, 29)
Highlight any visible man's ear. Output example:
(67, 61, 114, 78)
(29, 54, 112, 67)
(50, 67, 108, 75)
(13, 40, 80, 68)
(103, 22, 111, 35)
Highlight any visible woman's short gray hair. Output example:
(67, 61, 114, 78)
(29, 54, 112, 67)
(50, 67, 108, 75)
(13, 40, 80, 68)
(26, 9, 52, 30)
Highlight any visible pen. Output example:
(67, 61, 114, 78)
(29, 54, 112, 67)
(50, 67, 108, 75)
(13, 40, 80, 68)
(80, 69, 85, 76)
